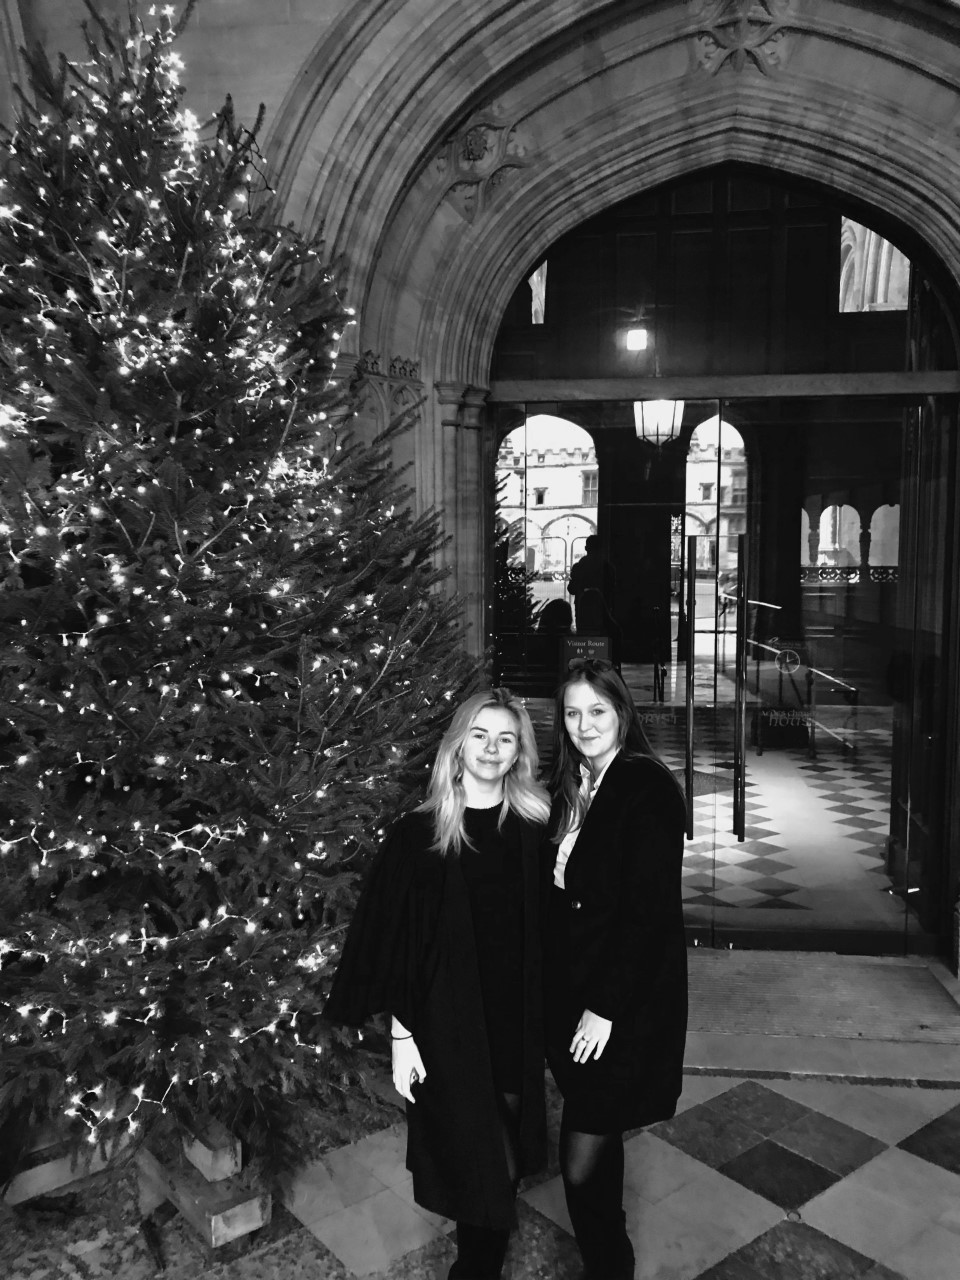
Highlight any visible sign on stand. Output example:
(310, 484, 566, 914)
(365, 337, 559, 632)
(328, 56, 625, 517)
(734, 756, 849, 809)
(561, 635, 612, 673)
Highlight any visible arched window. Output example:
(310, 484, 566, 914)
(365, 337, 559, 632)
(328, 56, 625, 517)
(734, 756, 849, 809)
(497, 415, 597, 607)
(685, 415, 746, 571)
(818, 504, 860, 566)
(869, 504, 900, 566)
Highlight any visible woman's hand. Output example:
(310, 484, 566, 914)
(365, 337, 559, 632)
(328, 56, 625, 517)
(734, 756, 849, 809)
(391, 1035, 427, 1102)
(570, 1008, 613, 1063)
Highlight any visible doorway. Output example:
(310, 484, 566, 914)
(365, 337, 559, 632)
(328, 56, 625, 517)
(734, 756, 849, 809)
(492, 393, 956, 954)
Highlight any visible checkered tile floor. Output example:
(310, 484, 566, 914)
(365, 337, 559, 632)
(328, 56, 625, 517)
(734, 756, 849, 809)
(275, 1073, 960, 1279)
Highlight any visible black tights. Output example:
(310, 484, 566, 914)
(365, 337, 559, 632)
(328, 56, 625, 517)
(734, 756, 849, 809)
(448, 1093, 520, 1280)
(559, 1113, 634, 1280)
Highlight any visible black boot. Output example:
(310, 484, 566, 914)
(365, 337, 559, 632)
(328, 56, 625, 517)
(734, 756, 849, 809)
(447, 1221, 511, 1279)
(561, 1133, 633, 1279)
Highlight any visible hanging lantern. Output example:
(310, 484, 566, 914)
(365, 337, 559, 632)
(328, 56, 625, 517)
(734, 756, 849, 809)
(633, 400, 684, 448)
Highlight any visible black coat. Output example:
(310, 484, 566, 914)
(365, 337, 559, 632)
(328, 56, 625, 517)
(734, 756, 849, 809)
(543, 753, 688, 1131)
(323, 810, 547, 1229)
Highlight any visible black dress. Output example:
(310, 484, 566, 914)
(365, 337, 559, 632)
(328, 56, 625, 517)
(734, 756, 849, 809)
(460, 806, 524, 1094)
(323, 809, 546, 1229)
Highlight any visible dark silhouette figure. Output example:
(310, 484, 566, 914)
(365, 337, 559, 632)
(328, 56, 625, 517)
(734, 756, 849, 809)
(567, 536, 616, 634)
(537, 598, 573, 634)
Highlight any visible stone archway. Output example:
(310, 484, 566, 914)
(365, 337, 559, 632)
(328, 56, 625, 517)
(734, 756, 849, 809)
(8, 1, 960, 652)
(256, 2, 960, 651)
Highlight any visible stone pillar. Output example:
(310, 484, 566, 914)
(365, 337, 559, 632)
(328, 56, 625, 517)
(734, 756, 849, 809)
(806, 500, 822, 568)
(434, 382, 489, 657)
(859, 523, 872, 568)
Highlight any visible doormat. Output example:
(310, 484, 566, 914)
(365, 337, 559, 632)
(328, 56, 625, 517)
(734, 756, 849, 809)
(672, 768, 732, 797)
(688, 950, 960, 1043)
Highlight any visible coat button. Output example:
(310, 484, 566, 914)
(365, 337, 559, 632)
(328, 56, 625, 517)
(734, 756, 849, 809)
(570, 899, 582, 910)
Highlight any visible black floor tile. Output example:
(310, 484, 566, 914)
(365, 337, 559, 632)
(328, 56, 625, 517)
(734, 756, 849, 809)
(648, 1102, 763, 1168)
(697, 1252, 766, 1280)
(773, 1110, 887, 1176)
(740, 878, 804, 895)
(684, 852, 720, 869)
(896, 1103, 960, 1175)
(700, 1220, 876, 1279)
(717, 1139, 841, 1210)
(734, 856, 795, 873)
(706, 1083, 813, 1139)
(746, 896, 810, 910)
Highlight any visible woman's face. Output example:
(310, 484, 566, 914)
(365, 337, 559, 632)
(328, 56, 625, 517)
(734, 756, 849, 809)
(562, 679, 620, 775)
(459, 706, 521, 792)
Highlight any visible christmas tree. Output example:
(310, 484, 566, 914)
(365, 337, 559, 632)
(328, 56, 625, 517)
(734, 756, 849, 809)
(0, 1, 477, 1178)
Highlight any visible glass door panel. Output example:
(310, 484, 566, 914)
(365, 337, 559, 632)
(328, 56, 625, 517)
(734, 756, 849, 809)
(721, 394, 951, 952)
(491, 395, 952, 954)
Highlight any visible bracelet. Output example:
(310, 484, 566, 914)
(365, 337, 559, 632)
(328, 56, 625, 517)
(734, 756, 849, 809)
(391, 1033, 413, 1040)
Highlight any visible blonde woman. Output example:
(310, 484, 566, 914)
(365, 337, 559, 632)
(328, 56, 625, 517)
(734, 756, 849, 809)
(325, 688, 550, 1279)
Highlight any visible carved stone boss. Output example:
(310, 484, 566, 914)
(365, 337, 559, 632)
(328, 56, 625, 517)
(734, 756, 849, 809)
(690, 0, 794, 76)
(434, 112, 533, 223)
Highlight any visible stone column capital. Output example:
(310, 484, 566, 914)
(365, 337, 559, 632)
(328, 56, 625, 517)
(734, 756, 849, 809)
(436, 381, 468, 428)
(461, 385, 490, 430)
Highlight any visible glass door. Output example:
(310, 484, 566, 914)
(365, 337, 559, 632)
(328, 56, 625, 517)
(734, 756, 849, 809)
(491, 396, 953, 954)
(704, 396, 950, 952)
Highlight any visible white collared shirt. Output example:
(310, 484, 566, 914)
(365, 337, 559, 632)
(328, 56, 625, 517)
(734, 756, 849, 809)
(553, 753, 617, 889)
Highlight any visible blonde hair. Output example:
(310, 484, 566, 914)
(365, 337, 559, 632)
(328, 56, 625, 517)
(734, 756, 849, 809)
(417, 688, 550, 854)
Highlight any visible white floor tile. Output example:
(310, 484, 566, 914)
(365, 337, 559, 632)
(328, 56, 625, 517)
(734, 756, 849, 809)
(623, 1132, 707, 1203)
(306, 1186, 444, 1276)
(801, 1178, 931, 1260)
(282, 1151, 387, 1227)
(520, 1174, 573, 1234)
(888, 1223, 960, 1280)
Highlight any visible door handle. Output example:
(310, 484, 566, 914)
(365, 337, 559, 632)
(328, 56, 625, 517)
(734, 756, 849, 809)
(732, 533, 747, 840)
(685, 535, 696, 839)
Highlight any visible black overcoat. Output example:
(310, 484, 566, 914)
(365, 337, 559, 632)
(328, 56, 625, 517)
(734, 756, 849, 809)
(543, 753, 688, 1130)
(323, 810, 547, 1229)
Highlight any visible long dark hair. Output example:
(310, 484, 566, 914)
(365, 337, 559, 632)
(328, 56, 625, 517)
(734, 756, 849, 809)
(550, 658, 680, 840)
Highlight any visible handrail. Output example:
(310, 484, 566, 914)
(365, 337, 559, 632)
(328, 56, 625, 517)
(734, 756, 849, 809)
(745, 637, 859, 759)
(721, 592, 781, 610)
(744, 639, 858, 694)
(684, 536, 696, 840)
(806, 664, 858, 694)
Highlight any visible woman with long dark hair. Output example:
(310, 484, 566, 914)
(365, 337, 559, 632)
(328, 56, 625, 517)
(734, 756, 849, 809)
(544, 658, 688, 1280)
(324, 688, 550, 1279)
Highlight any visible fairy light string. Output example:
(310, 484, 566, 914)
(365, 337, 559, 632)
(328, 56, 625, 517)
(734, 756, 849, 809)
(0, 1, 476, 1171)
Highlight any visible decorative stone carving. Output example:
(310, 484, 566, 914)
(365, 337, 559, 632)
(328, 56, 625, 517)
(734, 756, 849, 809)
(690, 0, 793, 76)
(390, 381, 423, 429)
(357, 349, 382, 376)
(351, 352, 423, 433)
(434, 112, 533, 224)
(389, 355, 421, 380)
